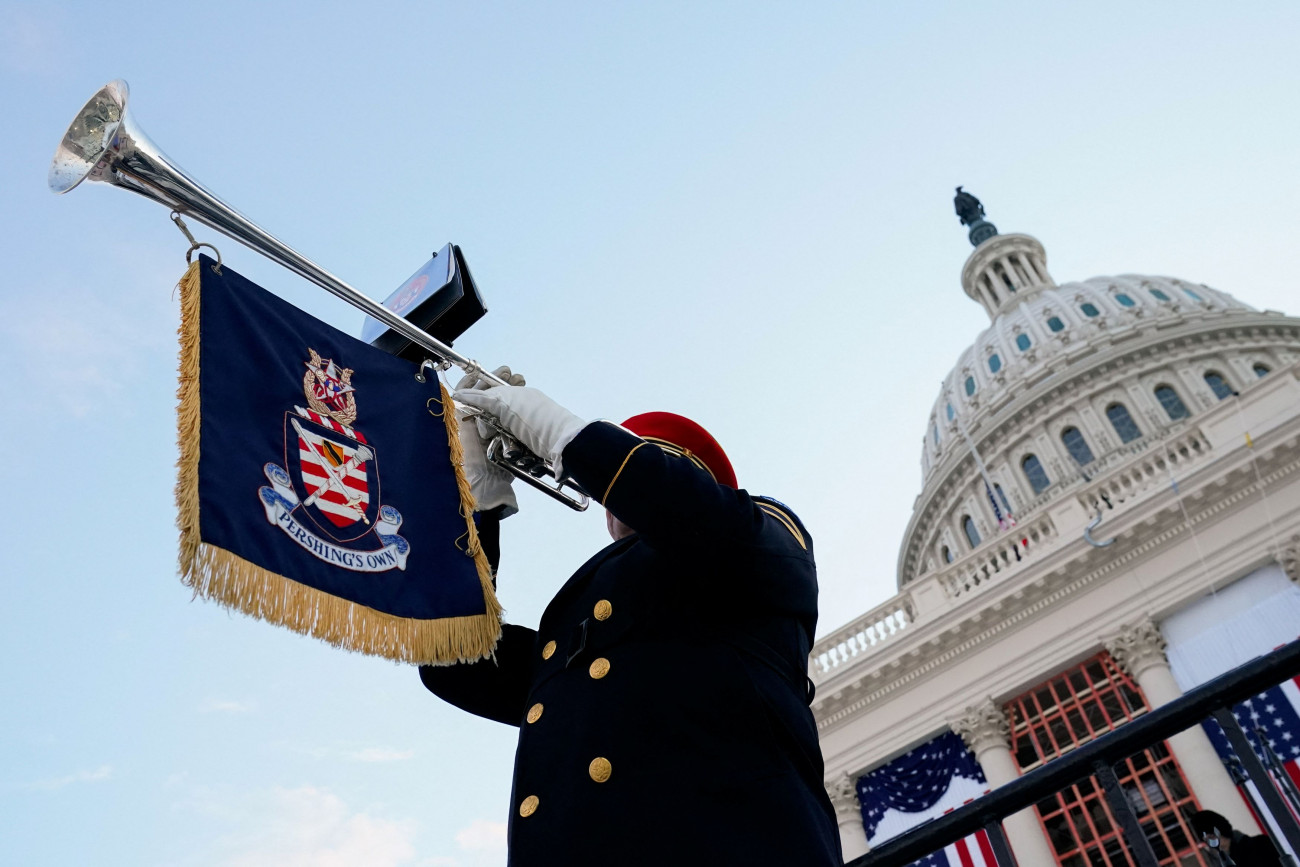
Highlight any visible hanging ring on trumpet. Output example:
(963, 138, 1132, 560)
(171, 211, 222, 272)
(185, 243, 222, 270)
(414, 358, 452, 384)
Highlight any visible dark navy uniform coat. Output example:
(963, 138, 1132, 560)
(420, 421, 842, 867)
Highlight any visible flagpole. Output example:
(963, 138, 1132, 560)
(954, 411, 1018, 539)
(954, 414, 1001, 503)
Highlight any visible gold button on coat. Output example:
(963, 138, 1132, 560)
(589, 757, 612, 783)
(593, 599, 613, 621)
(526, 703, 544, 724)
(519, 795, 539, 817)
(589, 657, 611, 679)
(541, 640, 556, 660)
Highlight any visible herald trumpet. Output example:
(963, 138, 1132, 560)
(49, 79, 589, 511)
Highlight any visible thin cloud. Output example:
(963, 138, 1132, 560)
(199, 699, 255, 714)
(275, 741, 414, 762)
(453, 820, 506, 854)
(206, 785, 420, 867)
(0, 4, 67, 75)
(412, 819, 508, 867)
(28, 764, 112, 791)
(346, 748, 415, 763)
(2, 243, 181, 419)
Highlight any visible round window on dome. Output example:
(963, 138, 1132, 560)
(932, 425, 940, 445)
(946, 403, 955, 421)
(1254, 363, 1271, 378)
(1183, 287, 1203, 301)
(1047, 316, 1065, 332)
(1015, 333, 1031, 351)
(1150, 289, 1170, 302)
(1080, 303, 1100, 318)
(1115, 294, 1135, 307)
(964, 376, 976, 396)
(988, 354, 1002, 373)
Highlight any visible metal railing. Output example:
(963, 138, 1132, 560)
(848, 639, 1300, 867)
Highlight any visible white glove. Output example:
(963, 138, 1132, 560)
(455, 382, 588, 478)
(455, 366, 525, 516)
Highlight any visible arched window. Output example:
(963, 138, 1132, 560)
(1204, 371, 1233, 400)
(1154, 385, 1190, 420)
(965, 376, 977, 396)
(1047, 316, 1065, 332)
(1080, 303, 1100, 318)
(1061, 427, 1095, 465)
(942, 545, 953, 564)
(1015, 333, 1032, 351)
(1022, 454, 1050, 494)
(1106, 403, 1143, 443)
(989, 353, 1002, 373)
(1115, 294, 1136, 307)
(962, 515, 981, 549)
(946, 402, 955, 421)
(1253, 363, 1271, 378)
(1150, 288, 1170, 301)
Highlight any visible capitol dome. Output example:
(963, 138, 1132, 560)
(899, 201, 1300, 588)
(922, 273, 1256, 479)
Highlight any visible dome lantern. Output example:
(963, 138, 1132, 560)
(954, 188, 1055, 320)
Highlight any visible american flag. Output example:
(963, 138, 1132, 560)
(1203, 668, 1300, 816)
(985, 481, 1015, 533)
(857, 731, 996, 866)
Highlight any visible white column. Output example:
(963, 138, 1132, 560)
(1006, 257, 1025, 289)
(1106, 618, 1262, 834)
(979, 279, 999, 314)
(952, 699, 1060, 866)
(993, 259, 1014, 292)
(1016, 254, 1039, 286)
(826, 773, 871, 861)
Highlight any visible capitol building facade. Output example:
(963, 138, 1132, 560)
(813, 197, 1300, 866)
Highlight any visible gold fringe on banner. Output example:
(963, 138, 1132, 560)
(174, 260, 502, 665)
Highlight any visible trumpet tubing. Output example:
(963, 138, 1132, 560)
(50, 79, 588, 511)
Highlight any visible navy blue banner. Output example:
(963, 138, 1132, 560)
(177, 255, 500, 664)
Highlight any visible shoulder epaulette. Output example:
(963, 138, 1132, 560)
(755, 498, 807, 550)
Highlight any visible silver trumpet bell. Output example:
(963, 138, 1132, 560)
(50, 79, 589, 511)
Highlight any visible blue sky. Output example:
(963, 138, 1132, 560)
(3, 2, 1300, 865)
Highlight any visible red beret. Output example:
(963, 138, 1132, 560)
(621, 412, 737, 489)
